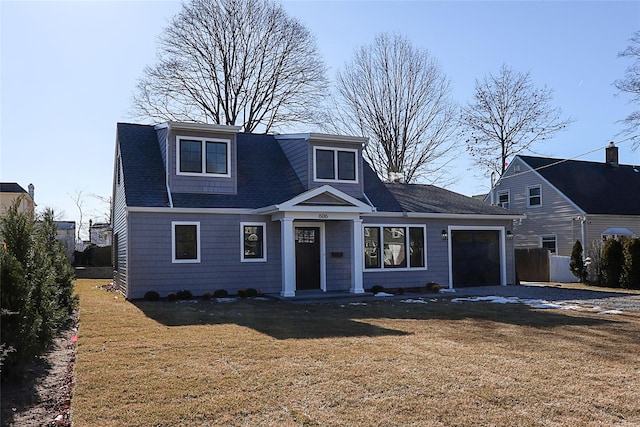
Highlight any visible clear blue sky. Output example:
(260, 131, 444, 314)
(2, 1, 639, 238)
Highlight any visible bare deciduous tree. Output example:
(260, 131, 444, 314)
(614, 30, 640, 147)
(330, 33, 457, 184)
(460, 64, 574, 177)
(132, 0, 328, 133)
(69, 190, 85, 241)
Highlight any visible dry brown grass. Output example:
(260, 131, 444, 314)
(72, 279, 640, 426)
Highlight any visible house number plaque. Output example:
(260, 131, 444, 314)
(318, 213, 328, 219)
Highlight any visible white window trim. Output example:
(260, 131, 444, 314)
(172, 221, 201, 263)
(527, 184, 542, 208)
(240, 222, 267, 262)
(362, 224, 427, 271)
(313, 146, 359, 183)
(176, 136, 231, 178)
(540, 234, 557, 254)
(497, 189, 510, 209)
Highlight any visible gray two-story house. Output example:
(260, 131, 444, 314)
(112, 121, 519, 299)
(486, 143, 640, 257)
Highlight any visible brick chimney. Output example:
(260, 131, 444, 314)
(606, 142, 619, 167)
(28, 183, 35, 202)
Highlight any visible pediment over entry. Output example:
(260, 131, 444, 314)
(257, 185, 374, 214)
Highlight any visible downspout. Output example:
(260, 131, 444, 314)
(490, 171, 496, 205)
(165, 133, 174, 208)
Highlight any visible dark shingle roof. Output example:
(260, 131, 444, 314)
(171, 133, 305, 208)
(0, 182, 28, 194)
(117, 124, 305, 209)
(385, 183, 514, 215)
(117, 123, 513, 216)
(117, 123, 170, 207)
(362, 163, 404, 212)
(519, 155, 640, 215)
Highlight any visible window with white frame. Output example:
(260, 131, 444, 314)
(363, 225, 426, 270)
(241, 222, 266, 262)
(541, 235, 557, 254)
(497, 190, 510, 209)
(527, 185, 542, 208)
(172, 221, 200, 263)
(177, 137, 230, 177)
(313, 147, 357, 182)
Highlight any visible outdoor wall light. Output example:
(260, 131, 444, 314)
(441, 229, 448, 240)
(506, 230, 514, 240)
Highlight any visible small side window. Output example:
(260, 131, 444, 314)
(527, 185, 542, 208)
(172, 222, 200, 263)
(241, 222, 267, 262)
(541, 235, 556, 254)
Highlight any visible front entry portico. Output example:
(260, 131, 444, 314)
(257, 185, 372, 297)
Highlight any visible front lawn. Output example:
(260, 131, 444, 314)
(72, 279, 640, 426)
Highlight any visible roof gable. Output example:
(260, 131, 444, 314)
(518, 155, 640, 215)
(272, 185, 373, 213)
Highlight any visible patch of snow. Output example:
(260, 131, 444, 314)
(374, 292, 395, 297)
(598, 309, 623, 315)
(439, 288, 456, 293)
(349, 302, 368, 306)
(452, 295, 586, 311)
(216, 297, 237, 303)
(401, 299, 428, 304)
(530, 302, 567, 309)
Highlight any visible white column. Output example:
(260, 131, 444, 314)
(280, 217, 296, 297)
(350, 218, 364, 294)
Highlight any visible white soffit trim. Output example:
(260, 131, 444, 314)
(365, 211, 524, 220)
(154, 121, 242, 134)
(274, 132, 368, 146)
(128, 206, 254, 215)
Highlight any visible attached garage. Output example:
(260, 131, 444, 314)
(450, 228, 505, 287)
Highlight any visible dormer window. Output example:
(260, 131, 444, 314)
(177, 136, 230, 177)
(313, 146, 357, 182)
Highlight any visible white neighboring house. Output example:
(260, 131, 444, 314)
(89, 220, 112, 247)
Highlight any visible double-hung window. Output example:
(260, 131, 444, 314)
(177, 137, 230, 177)
(497, 190, 510, 209)
(527, 185, 542, 208)
(241, 222, 267, 262)
(313, 147, 357, 182)
(541, 235, 557, 254)
(363, 225, 426, 270)
(172, 221, 200, 263)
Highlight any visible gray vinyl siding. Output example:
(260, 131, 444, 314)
(126, 212, 281, 299)
(361, 217, 516, 289)
(494, 157, 583, 257)
(112, 147, 129, 294)
(167, 129, 238, 195)
(584, 215, 640, 245)
(325, 221, 352, 291)
(277, 137, 309, 189)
